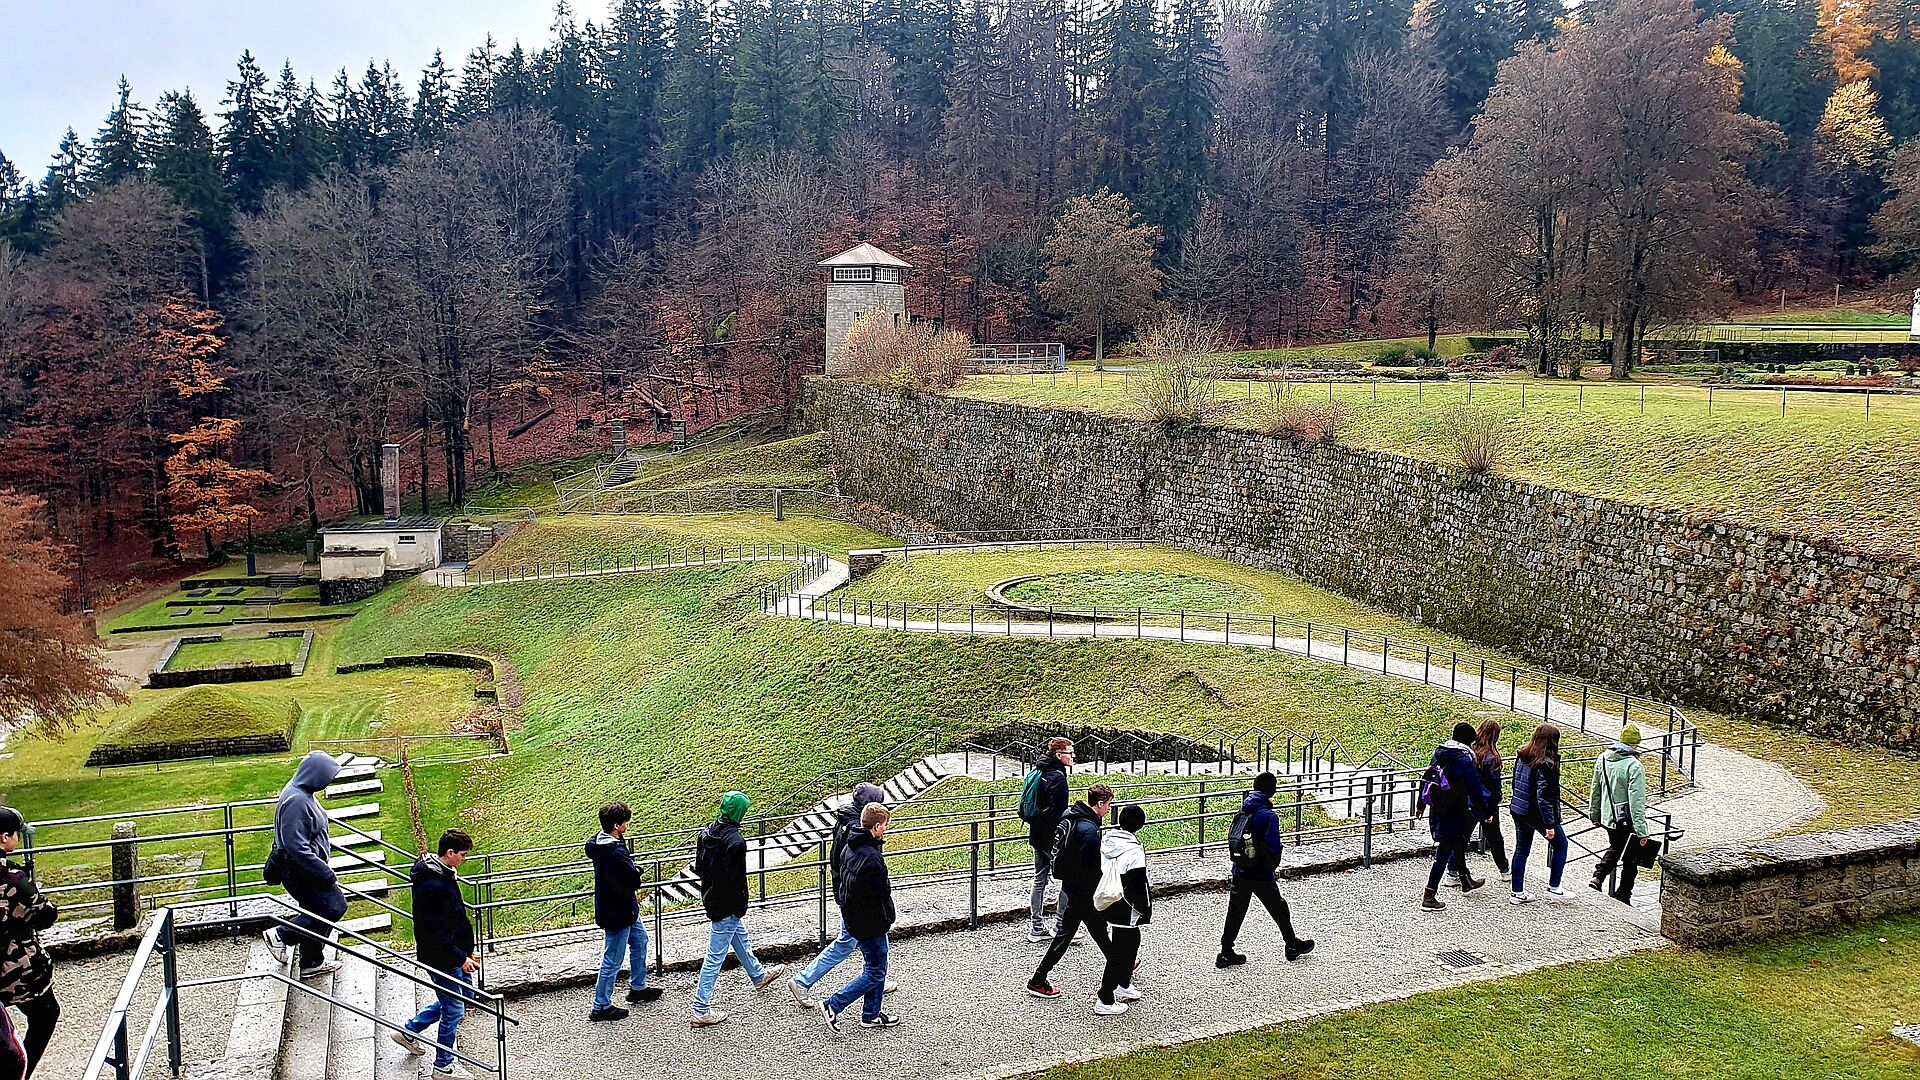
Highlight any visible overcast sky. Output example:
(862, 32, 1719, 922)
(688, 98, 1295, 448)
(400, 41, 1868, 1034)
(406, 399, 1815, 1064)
(0, 1, 613, 176)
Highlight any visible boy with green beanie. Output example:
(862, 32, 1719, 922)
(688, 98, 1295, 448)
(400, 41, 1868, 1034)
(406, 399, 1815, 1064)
(691, 791, 786, 1026)
(1588, 724, 1651, 903)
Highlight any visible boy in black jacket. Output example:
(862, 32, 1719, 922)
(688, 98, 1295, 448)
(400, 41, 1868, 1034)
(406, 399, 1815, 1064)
(391, 829, 481, 1077)
(585, 803, 659, 1023)
(1027, 784, 1115, 999)
(1218, 772, 1315, 968)
(818, 803, 899, 1032)
(691, 792, 786, 1027)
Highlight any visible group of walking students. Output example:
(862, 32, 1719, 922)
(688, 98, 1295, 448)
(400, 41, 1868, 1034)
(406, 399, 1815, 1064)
(237, 715, 1656, 1075)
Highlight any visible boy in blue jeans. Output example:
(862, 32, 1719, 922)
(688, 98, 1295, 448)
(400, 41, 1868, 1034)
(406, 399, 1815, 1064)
(586, 802, 659, 1021)
(392, 829, 483, 1077)
(818, 803, 899, 1031)
(691, 792, 786, 1027)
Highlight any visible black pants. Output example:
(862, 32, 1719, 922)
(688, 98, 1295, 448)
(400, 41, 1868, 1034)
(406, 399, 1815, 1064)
(1591, 823, 1642, 902)
(9, 992, 58, 1079)
(1475, 816, 1510, 873)
(279, 876, 349, 969)
(1032, 892, 1112, 985)
(1220, 873, 1300, 952)
(1099, 926, 1140, 1005)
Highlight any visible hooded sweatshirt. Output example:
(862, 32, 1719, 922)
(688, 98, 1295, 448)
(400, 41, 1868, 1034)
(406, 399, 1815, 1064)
(1590, 743, 1649, 837)
(410, 854, 474, 972)
(829, 783, 886, 897)
(586, 830, 645, 930)
(1028, 752, 1071, 848)
(1231, 789, 1284, 880)
(274, 751, 342, 887)
(836, 828, 895, 940)
(1098, 828, 1152, 928)
(1052, 801, 1105, 895)
(695, 816, 750, 922)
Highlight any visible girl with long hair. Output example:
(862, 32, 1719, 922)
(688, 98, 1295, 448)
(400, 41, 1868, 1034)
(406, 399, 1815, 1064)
(1507, 724, 1570, 902)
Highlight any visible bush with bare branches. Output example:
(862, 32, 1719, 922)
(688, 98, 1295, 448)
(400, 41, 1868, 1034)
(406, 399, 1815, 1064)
(1129, 313, 1227, 428)
(840, 319, 971, 392)
(1258, 399, 1349, 445)
(1440, 406, 1510, 474)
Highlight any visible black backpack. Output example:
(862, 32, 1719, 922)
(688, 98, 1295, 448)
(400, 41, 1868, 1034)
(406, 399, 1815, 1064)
(1226, 807, 1265, 869)
(1049, 816, 1076, 881)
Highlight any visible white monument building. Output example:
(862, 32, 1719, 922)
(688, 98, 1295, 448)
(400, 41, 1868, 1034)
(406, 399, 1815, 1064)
(821, 242, 910, 375)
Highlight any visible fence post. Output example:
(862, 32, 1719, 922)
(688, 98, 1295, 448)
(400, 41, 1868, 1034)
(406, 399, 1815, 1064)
(224, 803, 238, 919)
(163, 909, 181, 1077)
(969, 823, 980, 930)
(987, 793, 997, 870)
(774, 488, 785, 521)
(110, 820, 140, 932)
(818, 851, 830, 946)
(1197, 780, 1208, 854)
(653, 859, 665, 974)
(1363, 775, 1375, 868)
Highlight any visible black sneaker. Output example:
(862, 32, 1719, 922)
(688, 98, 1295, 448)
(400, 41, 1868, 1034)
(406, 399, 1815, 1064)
(626, 986, 663, 1004)
(1214, 951, 1247, 969)
(819, 999, 843, 1033)
(587, 1005, 630, 1022)
(1026, 979, 1060, 998)
(860, 1013, 902, 1029)
(1286, 938, 1316, 962)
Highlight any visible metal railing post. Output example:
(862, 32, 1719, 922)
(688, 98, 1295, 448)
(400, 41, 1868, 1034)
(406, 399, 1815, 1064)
(653, 858, 665, 974)
(969, 823, 980, 930)
(987, 793, 996, 871)
(162, 910, 181, 1078)
(818, 852, 830, 946)
(224, 804, 237, 920)
(1363, 776, 1375, 867)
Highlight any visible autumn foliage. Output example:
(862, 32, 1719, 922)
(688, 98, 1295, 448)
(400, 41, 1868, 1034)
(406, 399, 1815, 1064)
(0, 491, 123, 732)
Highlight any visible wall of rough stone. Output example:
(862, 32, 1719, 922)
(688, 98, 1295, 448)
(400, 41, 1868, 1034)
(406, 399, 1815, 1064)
(1660, 820, 1920, 946)
(801, 379, 1920, 748)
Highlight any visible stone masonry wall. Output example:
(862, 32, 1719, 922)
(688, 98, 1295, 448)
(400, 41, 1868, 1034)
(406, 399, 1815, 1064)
(801, 379, 1920, 748)
(1659, 820, 1920, 946)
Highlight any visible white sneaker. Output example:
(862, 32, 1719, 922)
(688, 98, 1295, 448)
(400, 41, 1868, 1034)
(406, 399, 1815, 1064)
(1026, 929, 1053, 943)
(1547, 885, 1572, 897)
(1509, 891, 1537, 905)
(434, 1064, 486, 1079)
(1113, 985, 1143, 1002)
(787, 978, 813, 1008)
(1498, 871, 1511, 882)
(1092, 1000, 1129, 1016)
(261, 930, 289, 966)
(299, 960, 341, 979)
(390, 1029, 427, 1056)
(883, 979, 898, 994)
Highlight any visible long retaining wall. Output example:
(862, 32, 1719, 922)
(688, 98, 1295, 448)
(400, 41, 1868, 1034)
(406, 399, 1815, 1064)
(1659, 820, 1920, 946)
(802, 379, 1920, 748)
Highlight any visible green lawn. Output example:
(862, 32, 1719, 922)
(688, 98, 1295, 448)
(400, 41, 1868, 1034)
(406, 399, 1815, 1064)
(476, 512, 895, 567)
(1050, 910, 1920, 1080)
(951, 376, 1920, 554)
(164, 635, 302, 671)
(107, 592, 363, 633)
(1212, 334, 1478, 366)
(93, 685, 296, 753)
(1732, 306, 1908, 326)
(623, 432, 828, 492)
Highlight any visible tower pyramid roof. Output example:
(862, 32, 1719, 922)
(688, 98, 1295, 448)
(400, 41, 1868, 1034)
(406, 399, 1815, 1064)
(819, 242, 911, 269)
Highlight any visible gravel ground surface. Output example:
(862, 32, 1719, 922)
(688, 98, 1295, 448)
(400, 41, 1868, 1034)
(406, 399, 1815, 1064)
(34, 935, 253, 1078)
(494, 858, 1662, 1080)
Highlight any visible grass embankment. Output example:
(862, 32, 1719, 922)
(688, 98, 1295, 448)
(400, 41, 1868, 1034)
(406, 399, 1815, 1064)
(951, 375, 1920, 553)
(94, 685, 294, 753)
(477, 511, 895, 565)
(164, 635, 302, 671)
(1050, 910, 1920, 1080)
(340, 517, 1505, 864)
(626, 432, 828, 492)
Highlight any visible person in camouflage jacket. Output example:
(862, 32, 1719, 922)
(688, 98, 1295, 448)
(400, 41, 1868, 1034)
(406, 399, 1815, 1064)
(0, 807, 58, 1078)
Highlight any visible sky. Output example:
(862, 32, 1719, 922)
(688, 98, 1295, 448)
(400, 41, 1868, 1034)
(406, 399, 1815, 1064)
(0, 1, 613, 176)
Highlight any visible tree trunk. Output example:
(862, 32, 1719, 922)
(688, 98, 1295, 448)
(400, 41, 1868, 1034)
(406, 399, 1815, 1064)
(419, 403, 431, 517)
(1094, 315, 1105, 370)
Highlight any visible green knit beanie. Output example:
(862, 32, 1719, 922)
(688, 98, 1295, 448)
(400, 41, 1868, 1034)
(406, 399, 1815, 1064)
(1619, 724, 1642, 747)
(719, 791, 751, 823)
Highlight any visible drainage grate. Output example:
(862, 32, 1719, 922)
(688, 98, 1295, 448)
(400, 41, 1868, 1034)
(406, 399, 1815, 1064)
(1436, 949, 1486, 969)
(1894, 1025, 1920, 1049)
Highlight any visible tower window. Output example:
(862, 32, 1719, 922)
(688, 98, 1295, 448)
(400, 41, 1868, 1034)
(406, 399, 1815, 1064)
(832, 266, 874, 283)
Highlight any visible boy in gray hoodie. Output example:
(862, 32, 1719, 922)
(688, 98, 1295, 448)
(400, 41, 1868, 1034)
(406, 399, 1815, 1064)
(263, 751, 348, 977)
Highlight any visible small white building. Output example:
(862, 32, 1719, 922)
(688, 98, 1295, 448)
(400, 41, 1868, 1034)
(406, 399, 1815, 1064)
(318, 517, 444, 602)
(821, 242, 910, 375)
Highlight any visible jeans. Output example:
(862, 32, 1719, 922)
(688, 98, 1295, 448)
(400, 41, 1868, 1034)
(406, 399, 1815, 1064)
(1100, 926, 1140, 1005)
(1426, 838, 1471, 892)
(404, 967, 471, 1069)
(1220, 873, 1300, 952)
(1032, 891, 1112, 985)
(794, 920, 858, 990)
(1029, 844, 1055, 933)
(692, 916, 766, 1016)
(1591, 823, 1644, 902)
(1509, 814, 1568, 893)
(278, 876, 349, 969)
(823, 934, 889, 1022)
(593, 921, 649, 1010)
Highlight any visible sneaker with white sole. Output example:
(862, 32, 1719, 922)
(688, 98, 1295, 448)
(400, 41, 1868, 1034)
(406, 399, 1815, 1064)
(690, 1011, 729, 1028)
(1026, 929, 1053, 943)
(1113, 985, 1142, 1003)
(1547, 884, 1572, 897)
(1509, 891, 1537, 905)
(753, 964, 788, 991)
(819, 1000, 843, 1034)
(433, 1064, 482, 1079)
(1093, 1000, 1129, 1016)
(260, 930, 288, 966)
(788, 978, 814, 1008)
(390, 1029, 427, 1056)
(883, 979, 898, 994)
(860, 1013, 901, 1029)
(299, 961, 341, 979)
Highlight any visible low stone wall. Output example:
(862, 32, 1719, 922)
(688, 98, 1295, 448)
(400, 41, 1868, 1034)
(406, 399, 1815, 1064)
(802, 379, 1920, 749)
(83, 701, 300, 767)
(146, 663, 294, 689)
(1659, 820, 1920, 946)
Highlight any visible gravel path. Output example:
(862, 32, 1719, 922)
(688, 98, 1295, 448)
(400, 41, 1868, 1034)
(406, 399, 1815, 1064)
(495, 858, 1662, 1080)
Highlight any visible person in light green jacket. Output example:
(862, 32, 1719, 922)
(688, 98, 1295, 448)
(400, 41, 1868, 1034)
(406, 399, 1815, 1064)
(1588, 725, 1651, 903)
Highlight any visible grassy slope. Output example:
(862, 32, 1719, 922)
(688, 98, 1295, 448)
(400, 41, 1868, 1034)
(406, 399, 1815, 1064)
(165, 636, 301, 671)
(628, 432, 828, 492)
(1049, 910, 1920, 1080)
(950, 376, 1920, 553)
(338, 518, 1504, 857)
(478, 512, 895, 565)
(97, 685, 293, 748)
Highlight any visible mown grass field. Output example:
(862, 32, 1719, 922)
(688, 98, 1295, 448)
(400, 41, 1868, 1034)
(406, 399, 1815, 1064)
(625, 431, 828, 492)
(164, 635, 301, 671)
(952, 374, 1920, 553)
(1050, 909, 1920, 1080)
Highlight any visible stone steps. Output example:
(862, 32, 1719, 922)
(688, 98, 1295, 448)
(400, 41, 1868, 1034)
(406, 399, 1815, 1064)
(325, 780, 384, 800)
(327, 804, 379, 823)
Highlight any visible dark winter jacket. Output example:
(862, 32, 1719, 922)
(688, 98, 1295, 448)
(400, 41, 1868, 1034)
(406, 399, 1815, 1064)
(1425, 740, 1494, 844)
(273, 751, 342, 889)
(410, 854, 475, 973)
(835, 828, 895, 941)
(1099, 828, 1152, 928)
(695, 818, 750, 922)
(1476, 749, 1504, 805)
(829, 784, 887, 897)
(1027, 752, 1072, 848)
(0, 860, 56, 1005)
(1230, 789, 1285, 881)
(1508, 757, 1563, 831)
(586, 831, 645, 930)
(1052, 802, 1105, 896)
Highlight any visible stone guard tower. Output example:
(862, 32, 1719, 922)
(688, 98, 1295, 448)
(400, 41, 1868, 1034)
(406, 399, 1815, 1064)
(821, 242, 910, 375)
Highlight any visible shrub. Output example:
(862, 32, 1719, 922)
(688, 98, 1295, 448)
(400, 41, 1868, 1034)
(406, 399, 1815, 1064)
(841, 319, 971, 391)
(1259, 400, 1350, 445)
(1486, 344, 1520, 368)
(1129, 313, 1227, 428)
(1439, 406, 1509, 475)
(1368, 344, 1441, 366)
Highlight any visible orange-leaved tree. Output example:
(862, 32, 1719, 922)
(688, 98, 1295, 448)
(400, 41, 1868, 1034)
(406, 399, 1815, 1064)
(154, 296, 271, 558)
(0, 491, 124, 733)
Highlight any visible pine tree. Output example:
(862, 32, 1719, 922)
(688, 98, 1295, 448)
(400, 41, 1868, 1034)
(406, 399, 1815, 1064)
(90, 76, 147, 188)
(1505, 0, 1559, 43)
(797, 0, 855, 156)
(494, 44, 541, 112)
(726, 0, 806, 153)
(41, 128, 90, 216)
(540, 2, 600, 141)
(1161, 0, 1225, 249)
(662, 0, 727, 177)
(220, 52, 279, 211)
(602, 0, 670, 239)
(272, 68, 329, 190)
(149, 90, 237, 297)
(1414, 0, 1515, 129)
(1088, 0, 1171, 224)
(414, 50, 456, 148)
(457, 35, 502, 119)
(1865, 0, 1920, 140)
